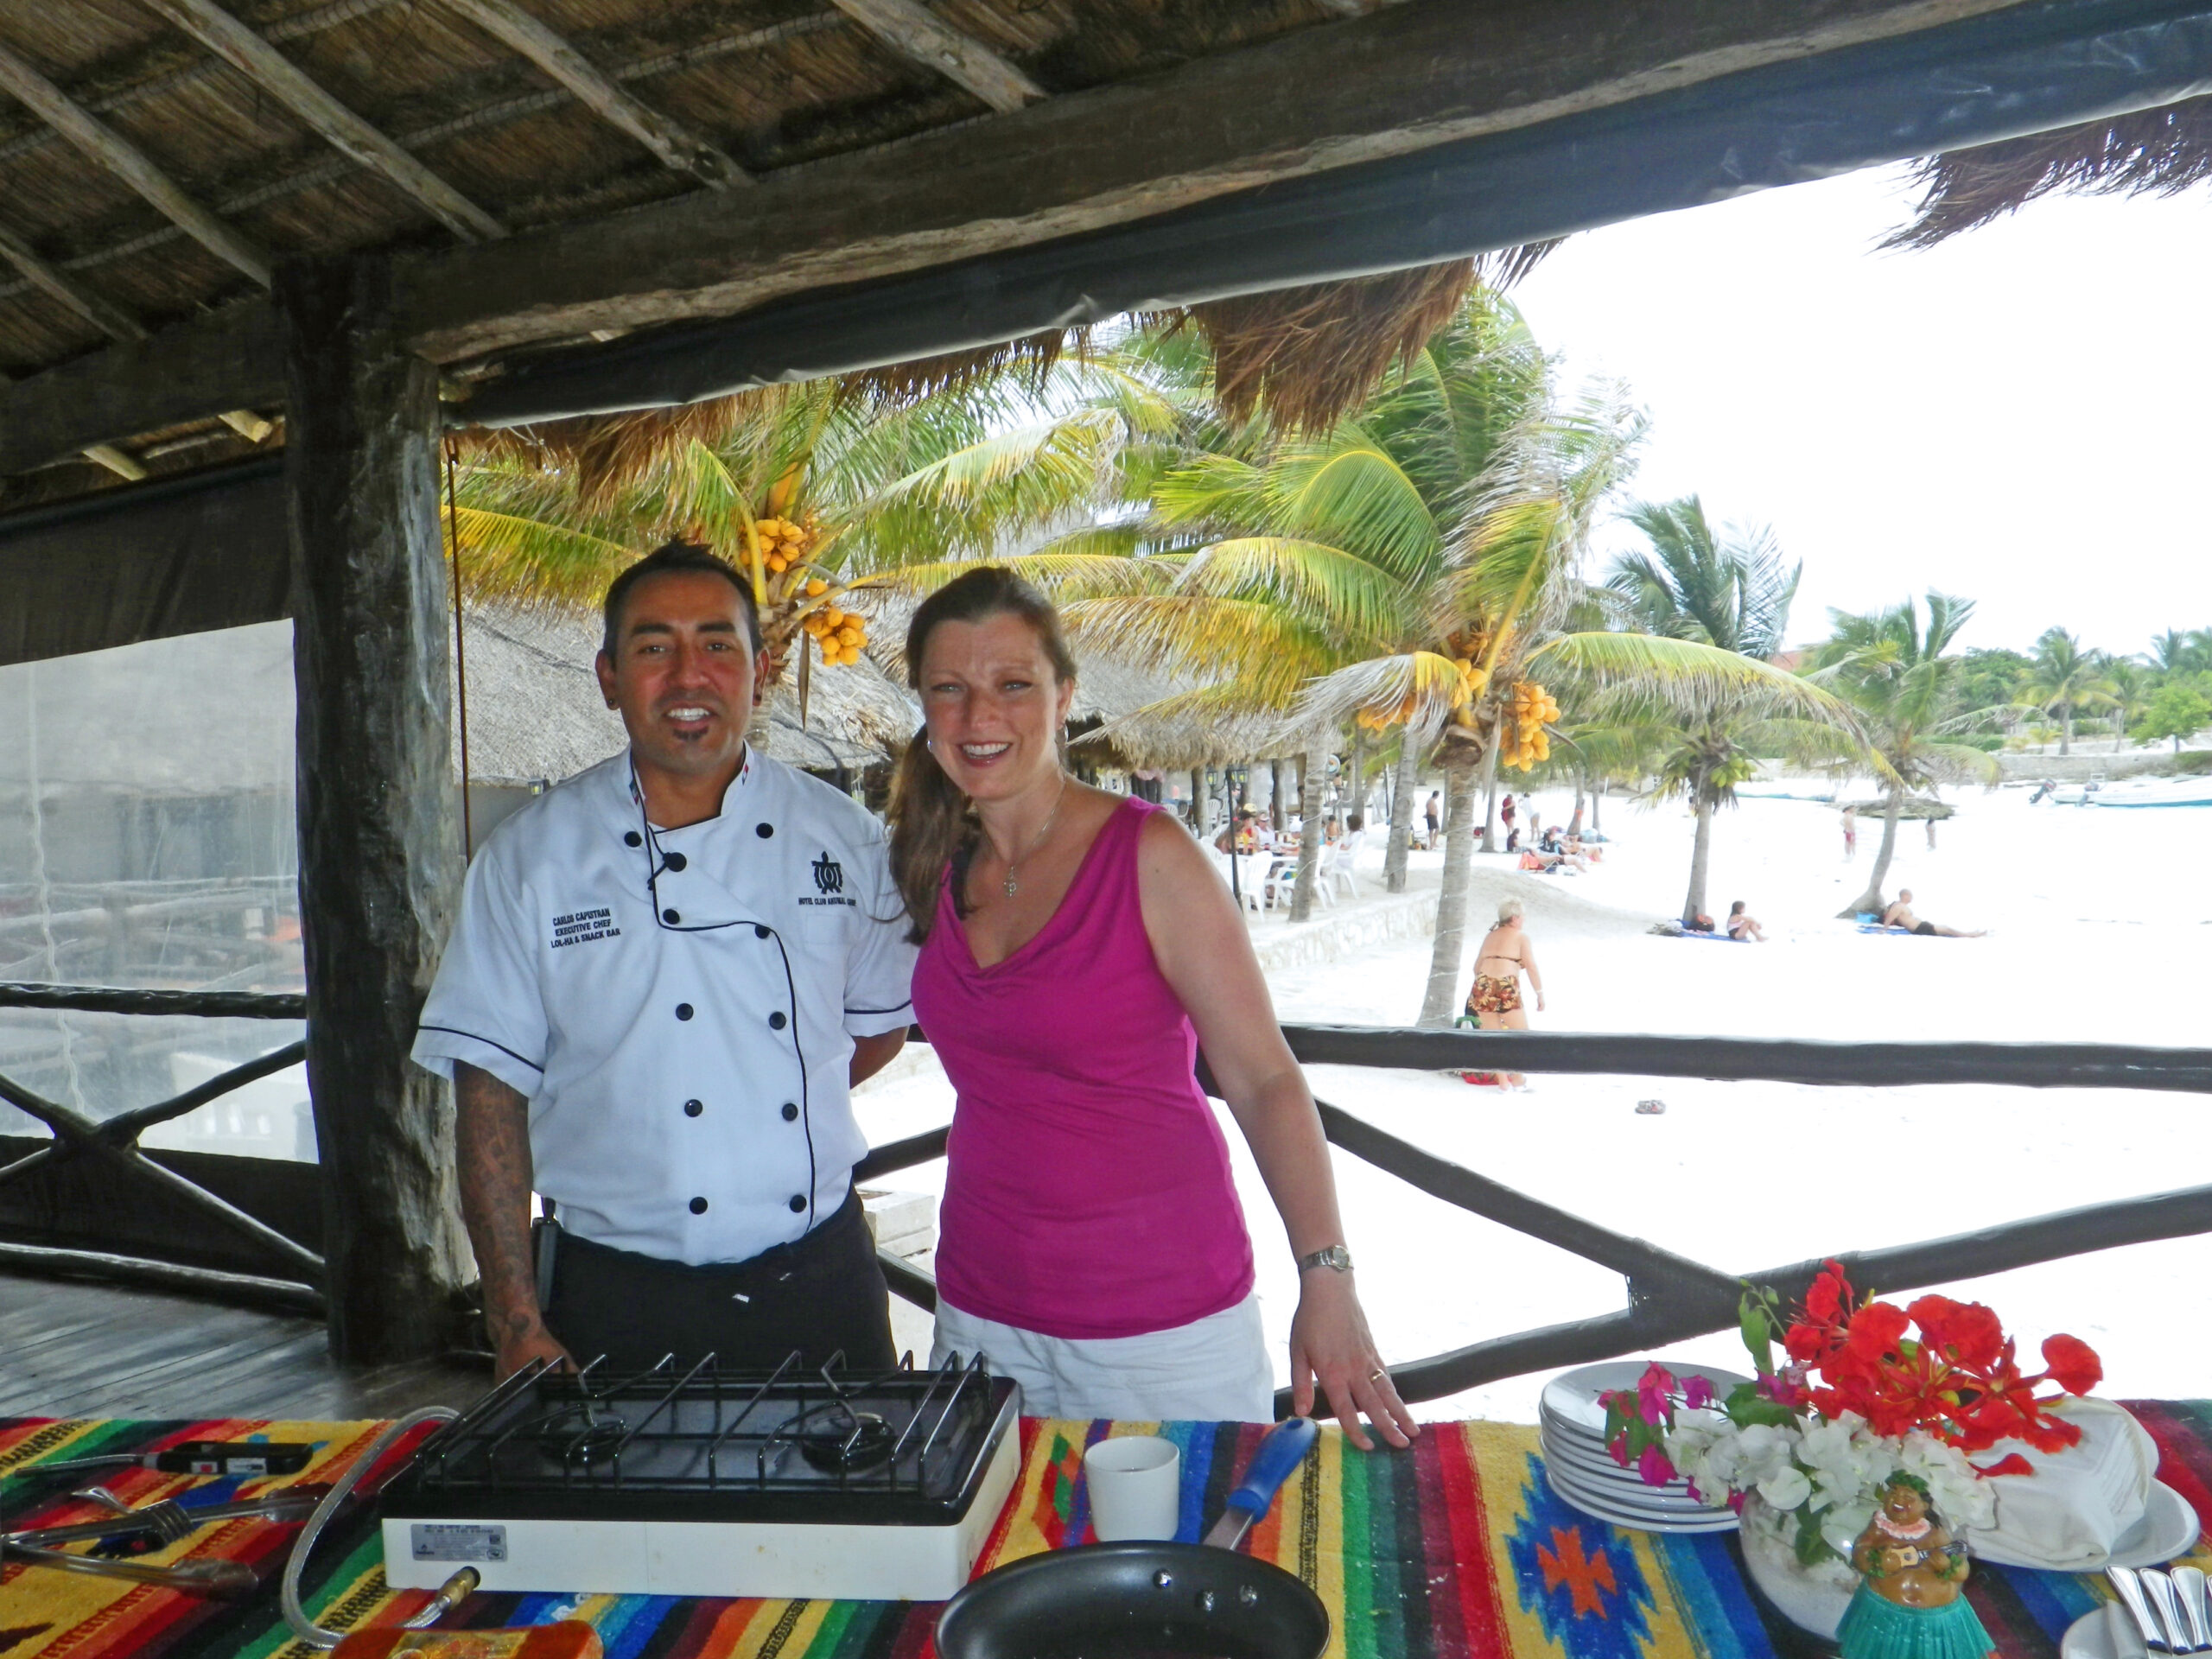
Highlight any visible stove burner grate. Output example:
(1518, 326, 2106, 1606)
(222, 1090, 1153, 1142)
(400, 1349, 1004, 1505)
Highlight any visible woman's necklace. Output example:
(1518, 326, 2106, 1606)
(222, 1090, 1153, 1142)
(999, 773, 1069, 899)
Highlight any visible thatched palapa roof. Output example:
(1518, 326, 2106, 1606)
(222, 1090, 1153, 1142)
(0, 0, 1555, 514)
(1887, 95, 2212, 248)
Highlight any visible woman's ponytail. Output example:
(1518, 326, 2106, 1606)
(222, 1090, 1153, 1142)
(887, 726, 976, 944)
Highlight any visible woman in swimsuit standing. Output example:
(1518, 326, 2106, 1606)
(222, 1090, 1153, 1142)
(1466, 899, 1544, 1089)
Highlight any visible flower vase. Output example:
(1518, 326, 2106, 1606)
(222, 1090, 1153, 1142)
(1738, 1494, 1860, 1643)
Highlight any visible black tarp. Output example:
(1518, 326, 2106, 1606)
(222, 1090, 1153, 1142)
(464, 0, 2212, 425)
(0, 456, 289, 668)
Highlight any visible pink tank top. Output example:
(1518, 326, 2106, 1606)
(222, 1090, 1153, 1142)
(913, 796, 1255, 1340)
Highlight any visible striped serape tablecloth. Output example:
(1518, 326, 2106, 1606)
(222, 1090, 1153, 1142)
(3, 1402, 2209, 1659)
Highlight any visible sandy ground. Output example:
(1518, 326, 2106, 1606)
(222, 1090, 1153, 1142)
(857, 781, 2212, 1425)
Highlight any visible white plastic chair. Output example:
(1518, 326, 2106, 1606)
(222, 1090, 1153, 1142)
(1311, 843, 1340, 906)
(1330, 830, 1364, 900)
(1216, 851, 1262, 912)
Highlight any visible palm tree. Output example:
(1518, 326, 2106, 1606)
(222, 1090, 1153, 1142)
(2024, 627, 2114, 757)
(1808, 593, 1999, 918)
(2103, 659, 2155, 752)
(1033, 289, 1569, 936)
(1039, 292, 1849, 1020)
(1605, 499, 1858, 925)
(2149, 628, 2212, 678)
(446, 345, 1199, 702)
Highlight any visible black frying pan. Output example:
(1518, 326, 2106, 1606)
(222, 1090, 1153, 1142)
(936, 1417, 1328, 1659)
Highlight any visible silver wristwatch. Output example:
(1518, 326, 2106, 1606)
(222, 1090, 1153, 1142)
(1297, 1244, 1353, 1274)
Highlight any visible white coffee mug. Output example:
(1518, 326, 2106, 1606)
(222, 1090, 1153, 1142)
(1084, 1434, 1181, 1542)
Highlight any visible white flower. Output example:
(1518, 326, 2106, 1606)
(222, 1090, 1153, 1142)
(1733, 1423, 1802, 1487)
(1821, 1497, 1877, 1555)
(1895, 1433, 1997, 1530)
(1758, 1465, 1815, 1512)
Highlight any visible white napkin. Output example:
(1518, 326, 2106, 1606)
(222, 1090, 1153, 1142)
(1960, 1397, 2158, 1571)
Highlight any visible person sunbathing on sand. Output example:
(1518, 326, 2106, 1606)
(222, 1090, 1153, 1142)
(1880, 889, 1984, 938)
(1726, 900, 1766, 942)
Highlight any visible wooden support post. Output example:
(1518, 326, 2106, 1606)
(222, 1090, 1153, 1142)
(279, 252, 471, 1365)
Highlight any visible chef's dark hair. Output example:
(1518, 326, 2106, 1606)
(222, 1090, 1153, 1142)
(601, 540, 762, 657)
(887, 567, 1078, 944)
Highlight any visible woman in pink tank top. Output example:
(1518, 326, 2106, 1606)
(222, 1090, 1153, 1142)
(889, 569, 1414, 1445)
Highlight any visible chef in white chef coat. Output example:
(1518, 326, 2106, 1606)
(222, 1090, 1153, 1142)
(412, 541, 918, 1379)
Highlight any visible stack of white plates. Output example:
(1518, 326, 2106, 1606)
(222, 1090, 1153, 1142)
(1539, 1361, 1748, 1534)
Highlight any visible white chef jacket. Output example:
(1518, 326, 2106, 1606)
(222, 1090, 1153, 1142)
(410, 748, 917, 1266)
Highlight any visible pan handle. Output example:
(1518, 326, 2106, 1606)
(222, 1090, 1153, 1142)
(1228, 1418, 1319, 1523)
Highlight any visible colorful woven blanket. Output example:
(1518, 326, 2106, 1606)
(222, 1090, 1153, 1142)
(3, 1403, 2209, 1659)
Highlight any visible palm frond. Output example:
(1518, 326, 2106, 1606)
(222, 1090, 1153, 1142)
(446, 506, 637, 611)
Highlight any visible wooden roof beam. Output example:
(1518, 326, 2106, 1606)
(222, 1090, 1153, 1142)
(0, 37, 272, 286)
(430, 0, 750, 188)
(0, 218, 270, 472)
(5, 0, 2195, 474)
(827, 0, 1044, 114)
(141, 0, 506, 242)
(0, 223, 149, 343)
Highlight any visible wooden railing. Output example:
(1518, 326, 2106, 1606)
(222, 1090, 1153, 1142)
(7, 991, 2209, 1392)
(0, 980, 321, 1313)
(862, 1025, 2212, 1417)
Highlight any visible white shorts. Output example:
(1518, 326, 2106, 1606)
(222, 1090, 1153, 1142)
(931, 1292, 1274, 1423)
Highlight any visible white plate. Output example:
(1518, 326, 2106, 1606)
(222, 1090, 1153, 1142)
(1539, 1433, 1707, 1486)
(1544, 1465, 1741, 1534)
(2113, 1482, 2202, 1569)
(1972, 1481, 2199, 1572)
(1539, 1362, 1753, 1436)
(1544, 1456, 1734, 1519)
(2062, 1604, 2141, 1659)
(1539, 1451, 1707, 1513)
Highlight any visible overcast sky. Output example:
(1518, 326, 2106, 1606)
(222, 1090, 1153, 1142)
(1508, 162, 2212, 659)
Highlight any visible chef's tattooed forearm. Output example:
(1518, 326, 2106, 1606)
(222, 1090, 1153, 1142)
(455, 1062, 543, 1344)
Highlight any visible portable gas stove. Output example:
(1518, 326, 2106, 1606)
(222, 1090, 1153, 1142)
(378, 1351, 1021, 1601)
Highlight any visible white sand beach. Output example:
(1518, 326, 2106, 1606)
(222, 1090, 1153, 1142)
(857, 780, 2212, 1423)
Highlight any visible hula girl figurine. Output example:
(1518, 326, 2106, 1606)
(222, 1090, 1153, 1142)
(1839, 1473, 1994, 1659)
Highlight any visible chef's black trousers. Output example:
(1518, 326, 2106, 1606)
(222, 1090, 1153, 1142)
(543, 1186, 898, 1373)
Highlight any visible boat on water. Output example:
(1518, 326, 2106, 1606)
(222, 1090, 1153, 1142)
(2085, 776, 2212, 808)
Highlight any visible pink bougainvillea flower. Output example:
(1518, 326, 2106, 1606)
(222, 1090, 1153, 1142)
(1637, 1443, 1676, 1487)
(1682, 1374, 1717, 1411)
(1637, 1363, 1677, 1424)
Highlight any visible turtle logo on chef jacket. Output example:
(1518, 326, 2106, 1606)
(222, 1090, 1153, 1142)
(801, 850, 853, 907)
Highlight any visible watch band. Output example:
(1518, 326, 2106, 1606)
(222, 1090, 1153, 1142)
(1297, 1244, 1353, 1274)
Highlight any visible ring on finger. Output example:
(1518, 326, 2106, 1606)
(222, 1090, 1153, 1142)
(1369, 1368, 1387, 1382)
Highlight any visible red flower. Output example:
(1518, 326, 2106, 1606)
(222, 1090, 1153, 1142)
(1909, 1295, 2005, 1370)
(1842, 1300, 1911, 1362)
(1804, 1262, 1853, 1324)
(1784, 1322, 1827, 1365)
(2039, 1334, 2103, 1395)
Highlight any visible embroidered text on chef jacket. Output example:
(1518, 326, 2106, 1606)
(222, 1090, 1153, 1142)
(411, 750, 917, 1265)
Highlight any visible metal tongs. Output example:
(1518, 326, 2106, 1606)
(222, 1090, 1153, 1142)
(0, 1488, 323, 1599)
(2109, 1565, 2212, 1653)
(0, 1535, 257, 1598)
